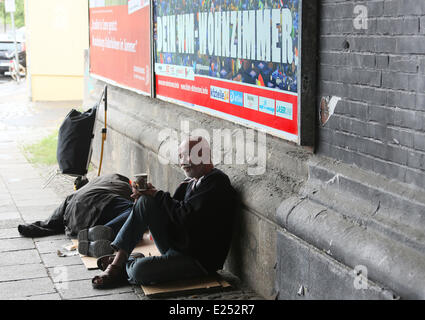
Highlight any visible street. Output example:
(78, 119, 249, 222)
(0, 77, 262, 300)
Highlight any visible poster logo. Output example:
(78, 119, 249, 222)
(276, 100, 293, 120)
(244, 93, 259, 111)
(230, 90, 243, 107)
(210, 86, 229, 103)
(259, 97, 275, 115)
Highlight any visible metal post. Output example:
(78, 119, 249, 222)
(10, 9, 20, 82)
(3, 4, 6, 33)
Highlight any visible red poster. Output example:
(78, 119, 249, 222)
(153, 1, 300, 142)
(89, 3, 151, 95)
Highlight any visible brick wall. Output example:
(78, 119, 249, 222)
(317, 0, 425, 189)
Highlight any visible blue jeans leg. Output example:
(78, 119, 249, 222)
(96, 197, 134, 236)
(126, 249, 208, 286)
(111, 194, 171, 255)
(104, 206, 133, 236)
(110, 195, 207, 285)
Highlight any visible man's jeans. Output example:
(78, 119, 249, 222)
(95, 197, 134, 236)
(111, 195, 208, 286)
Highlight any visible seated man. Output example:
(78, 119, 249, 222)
(91, 136, 237, 289)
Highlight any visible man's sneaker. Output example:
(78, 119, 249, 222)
(78, 239, 114, 258)
(78, 225, 115, 243)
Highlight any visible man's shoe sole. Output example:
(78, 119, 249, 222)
(78, 225, 115, 242)
(78, 240, 114, 258)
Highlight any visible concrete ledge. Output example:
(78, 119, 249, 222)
(277, 195, 425, 299)
(308, 156, 425, 218)
(306, 157, 425, 254)
(276, 228, 396, 300)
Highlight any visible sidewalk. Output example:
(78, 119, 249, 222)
(0, 79, 263, 300)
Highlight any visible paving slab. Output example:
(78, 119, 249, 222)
(48, 264, 100, 283)
(0, 277, 56, 300)
(0, 202, 15, 211)
(0, 211, 21, 220)
(0, 149, 23, 156)
(19, 293, 62, 300)
(56, 279, 134, 300)
(9, 190, 60, 202)
(18, 204, 60, 216)
(5, 182, 51, 193)
(0, 150, 26, 157)
(0, 227, 22, 239)
(0, 167, 43, 180)
(0, 237, 35, 252)
(0, 151, 22, 158)
(0, 156, 28, 165)
(0, 163, 40, 172)
(14, 198, 62, 208)
(32, 233, 69, 242)
(18, 204, 60, 223)
(76, 292, 141, 300)
(0, 194, 12, 201)
(0, 249, 41, 267)
(40, 252, 84, 268)
(3, 177, 46, 189)
(0, 204, 18, 214)
(0, 263, 48, 282)
(0, 218, 23, 229)
(36, 238, 76, 254)
(7, 178, 57, 189)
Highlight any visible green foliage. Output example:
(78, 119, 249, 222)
(22, 129, 95, 172)
(23, 130, 58, 166)
(0, 0, 25, 29)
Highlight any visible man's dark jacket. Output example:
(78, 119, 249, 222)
(154, 168, 237, 273)
(18, 174, 132, 237)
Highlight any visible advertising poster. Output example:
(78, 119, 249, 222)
(89, 0, 151, 95)
(154, 0, 300, 141)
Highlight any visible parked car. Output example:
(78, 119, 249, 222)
(0, 34, 26, 76)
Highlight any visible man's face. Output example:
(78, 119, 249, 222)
(178, 139, 207, 179)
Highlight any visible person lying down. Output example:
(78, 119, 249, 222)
(18, 173, 134, 239)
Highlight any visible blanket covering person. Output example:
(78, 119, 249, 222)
(18, 173, 132, 238)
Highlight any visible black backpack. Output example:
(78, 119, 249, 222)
(56, 107, 97, 177)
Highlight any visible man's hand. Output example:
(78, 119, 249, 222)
(130, 181, 142, 200)
(140, 183, 158, 197)
(131, 182, 157, 200)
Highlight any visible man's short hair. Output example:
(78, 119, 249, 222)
(187, 136, 211, 165)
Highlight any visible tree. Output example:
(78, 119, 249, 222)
(0, 0, 25, 30)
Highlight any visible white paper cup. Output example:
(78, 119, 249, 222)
(134, 173, 148, 191)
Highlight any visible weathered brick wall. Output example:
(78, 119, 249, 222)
(317, 0, 425, 189)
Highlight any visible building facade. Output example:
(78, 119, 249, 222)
(84, 0, 425, 299)
(25, 0, 89, 101)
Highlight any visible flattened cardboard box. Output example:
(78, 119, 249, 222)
(70, 232, 160, 270)
(69, 233, 230, 296)
(142, 275, 231, 296)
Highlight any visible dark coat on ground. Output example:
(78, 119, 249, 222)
(18, 173, 132, 238)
